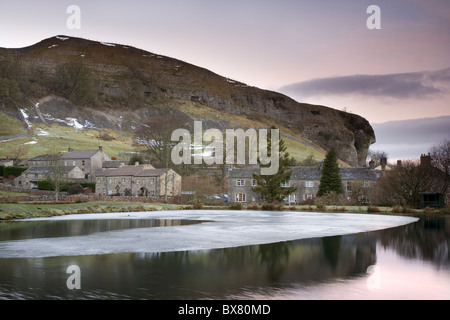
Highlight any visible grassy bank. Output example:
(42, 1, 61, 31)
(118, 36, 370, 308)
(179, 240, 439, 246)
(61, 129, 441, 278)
(1, 200, 448, 221)
(0, 201, 187, 220)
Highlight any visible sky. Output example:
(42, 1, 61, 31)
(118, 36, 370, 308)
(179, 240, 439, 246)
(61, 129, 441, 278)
(1, 0, 449, 160)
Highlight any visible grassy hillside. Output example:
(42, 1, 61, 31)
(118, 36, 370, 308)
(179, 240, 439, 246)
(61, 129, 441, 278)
(0, 112, 26, 136)
(0, 121, 137, 159)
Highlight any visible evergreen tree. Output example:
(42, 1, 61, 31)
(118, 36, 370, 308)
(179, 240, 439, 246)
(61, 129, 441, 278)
(318, 148, 343, 196)
(252, 126, 296, 202)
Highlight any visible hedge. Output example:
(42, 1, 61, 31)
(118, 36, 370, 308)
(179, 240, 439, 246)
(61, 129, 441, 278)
(3, 166, 28, 177)
(37, 180, 96, 192)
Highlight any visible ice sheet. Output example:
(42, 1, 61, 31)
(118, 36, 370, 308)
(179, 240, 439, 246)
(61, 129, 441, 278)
(0, 210, 418, 258)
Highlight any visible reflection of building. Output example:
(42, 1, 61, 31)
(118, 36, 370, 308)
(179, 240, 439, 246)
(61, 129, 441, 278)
(95, 164, 182, 197)
(227, 165, 379, 204)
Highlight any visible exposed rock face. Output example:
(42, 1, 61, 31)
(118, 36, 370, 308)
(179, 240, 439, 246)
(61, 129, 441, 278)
(0, 36, 375, 166)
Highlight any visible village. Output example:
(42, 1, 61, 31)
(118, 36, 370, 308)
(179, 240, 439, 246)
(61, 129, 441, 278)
(0, 143, 448, 212)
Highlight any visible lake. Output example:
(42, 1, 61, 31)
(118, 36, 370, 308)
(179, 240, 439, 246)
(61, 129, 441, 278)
(0, 212, 448, 300)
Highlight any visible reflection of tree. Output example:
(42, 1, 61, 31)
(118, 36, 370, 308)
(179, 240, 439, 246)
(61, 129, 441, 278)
(322, 236, 342, 270)
(378, 216, 449, 267)
(257, 242, 292, 282)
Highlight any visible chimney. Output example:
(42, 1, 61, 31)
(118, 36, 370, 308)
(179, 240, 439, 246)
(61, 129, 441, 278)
(68, 147, 74, 152)
(420, 153, 431, 167)
(99, 145, 103, 152)
(397, 160, 402, 167)
(369, 160, 375, 169)
(143, 164, 155, 170)
(380, 157, 387, 171)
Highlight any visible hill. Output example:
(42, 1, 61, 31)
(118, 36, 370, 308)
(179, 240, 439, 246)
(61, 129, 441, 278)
(0, 35, 375, 166)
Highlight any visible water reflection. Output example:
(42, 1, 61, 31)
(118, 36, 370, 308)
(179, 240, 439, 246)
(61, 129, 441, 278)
(0, 219, 204, 241)
(0, 215, 448, 300)
(378, 215, 449, 268)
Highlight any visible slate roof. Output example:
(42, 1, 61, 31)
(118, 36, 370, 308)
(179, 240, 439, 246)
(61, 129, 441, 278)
(27, 154, 60, 162)
(290, 167, 322, 180)
(61, 150, 100, 159)
(227, 166, 259, 179)
(136, 169, 166, 177)
(96, 165, 144, 177)
(339, 167, 379, 181)
(102, 160, 124, 169)
(96, 165, 166, 177)
(23, 166, 79, 175)
(228, 166, 379, 181)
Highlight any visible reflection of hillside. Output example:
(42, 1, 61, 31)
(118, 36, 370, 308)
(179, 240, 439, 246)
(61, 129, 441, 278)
(377, 216, 449, 268)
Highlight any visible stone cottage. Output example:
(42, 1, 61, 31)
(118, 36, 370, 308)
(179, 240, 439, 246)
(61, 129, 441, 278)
(14, 166, 85, 189)
(95, 164, 182, 198)
(227, 165, 379, 205)
(20, 146, 111, 181)
(61, 146, 111, 180)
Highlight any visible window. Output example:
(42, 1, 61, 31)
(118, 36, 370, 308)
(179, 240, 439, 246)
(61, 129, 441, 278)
(305, 181, 314, 188)
(97, 178, 101, 183)
(150, 177, 155, 184)
(236, 179, 245, 186)
(281, 181, 290, 187)
(252, 179, 257, 186)
(288, 193, 296, 204)
(72, 160, 76, 166)
(108, 178, 112, 184)
(122, 178, 125, 183)
(64, 161, 68, 166)
(346, 181, 352, 192)
(303, 194, 313, 200)
(363, 181, 369, 188)
(235, 193, 246, 202)
(136, 178, 140, 185)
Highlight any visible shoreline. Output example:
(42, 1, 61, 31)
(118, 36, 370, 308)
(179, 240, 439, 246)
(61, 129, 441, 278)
(1, 200, 448, 221)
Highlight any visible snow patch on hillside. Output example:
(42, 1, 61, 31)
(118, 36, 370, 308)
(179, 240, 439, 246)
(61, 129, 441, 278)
(42, 112, 93, 131)
(101, 42, 115, 47)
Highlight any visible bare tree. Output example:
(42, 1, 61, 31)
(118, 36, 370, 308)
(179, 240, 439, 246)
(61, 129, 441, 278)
(368, 150, 388, 167)
(8, 145, 29, 166)
(430, 138, 450, 193)
(135, 114, 191, 167)
(372, 159, 447, 208)
(135, 114, 191, 202)
(47, 156, 69, 202)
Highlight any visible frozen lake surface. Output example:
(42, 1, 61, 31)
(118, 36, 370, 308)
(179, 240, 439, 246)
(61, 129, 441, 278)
(0, 210, 418, 258)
